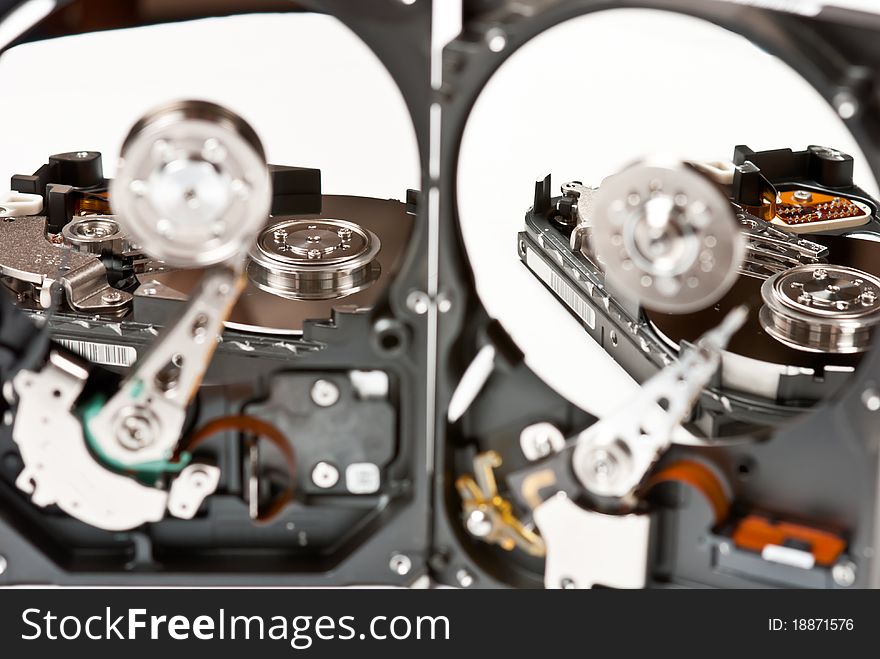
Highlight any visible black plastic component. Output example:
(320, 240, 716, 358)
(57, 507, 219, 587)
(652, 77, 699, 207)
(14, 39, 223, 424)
(245, 372, 396, 497)
(406, 188, 420, 215)
(45, 183, 76, 233)
(731, 161, 774, 208)
(10, 163, 50, 197)
(268, 164, 322, 215)
(0, 290, 36, 375)
(732, 144, 855, 189)
(99, 252, 138, 290)
(48, 151, 104, 188)
(485, 318, 524, 366)
(0, 288, 46, 420)
(534, 174, 551, 214)
(555, 196, 575, 221)
(12, 152, 105, 205)
(808, 145, 856, 187)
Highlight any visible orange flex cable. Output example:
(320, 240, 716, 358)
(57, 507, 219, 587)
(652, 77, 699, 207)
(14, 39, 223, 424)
(181, 415, 297, 524)
(646, 460, 730, 525)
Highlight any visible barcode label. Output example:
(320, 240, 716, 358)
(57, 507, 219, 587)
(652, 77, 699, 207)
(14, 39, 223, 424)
(56, 339, 137, 367)
(526, 247, 596, 329)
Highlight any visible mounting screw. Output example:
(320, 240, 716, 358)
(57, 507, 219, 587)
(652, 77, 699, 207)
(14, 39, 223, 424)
(485, 27, 507, 52)
(311, 461, 339, 489)
(862, 388, 880, 412)
(186, 466, 212, 491)
(456, 568, 475, 588)
(116, 412, 156, 451)
(832, 560, 857, 587)
(465, 509, 493, 538)
(101, 290, 123, 304)
(406, 290, 430, 315)
(0, 555, 6, 576)
(833, 90, 859, 120)
(201, 137, 227, 164)
(389, 553, 412, 576)
(191, 313, 209, 341)
(520, 422, 565, 461)
(311, 379, 340, 407)
(718, 542, 731, 556)
(437, 292, 453, 314)
(591, 449, 618, 481)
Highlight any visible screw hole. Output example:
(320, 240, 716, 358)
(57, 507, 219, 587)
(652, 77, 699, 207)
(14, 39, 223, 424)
(381, 333, 400, 351)
(736, 457, 755, 480)
(373, 319, 408, 355)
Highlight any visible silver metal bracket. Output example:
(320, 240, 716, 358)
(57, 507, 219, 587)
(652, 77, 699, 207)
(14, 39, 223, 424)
(534, 492, 652, 589)
(0, 215, 132, 312)
(85, 265, 244, 469)
(560, 181, 597, 255)
(11, 351, 219, 531)
(571, 306, 747, 499)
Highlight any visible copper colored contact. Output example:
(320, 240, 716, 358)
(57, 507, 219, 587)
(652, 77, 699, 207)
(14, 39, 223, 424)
(646, 460, 730, 524)
(776, 189, 864, 225)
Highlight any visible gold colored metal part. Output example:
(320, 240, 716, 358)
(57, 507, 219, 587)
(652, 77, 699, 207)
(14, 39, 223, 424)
(77, 193, 112, 216)
(456, 450, 546, 557)
(520, 468, 558, 510)
(744, 188, 777, 221)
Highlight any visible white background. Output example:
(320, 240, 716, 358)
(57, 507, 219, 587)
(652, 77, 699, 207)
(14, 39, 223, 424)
(0, 13, 421, 200)
(1, 7, 878, 422)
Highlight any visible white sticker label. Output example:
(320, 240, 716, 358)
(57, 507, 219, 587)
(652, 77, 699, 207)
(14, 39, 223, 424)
(56, 339, 137, 367)
(345, 463, 381, 495)
(525, 247, 596, 329)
